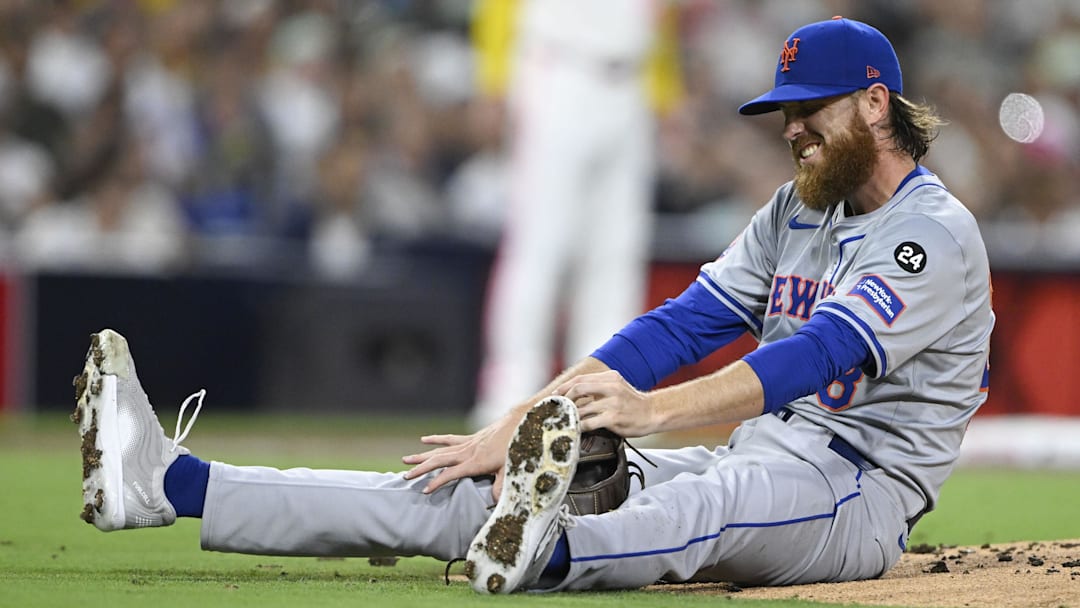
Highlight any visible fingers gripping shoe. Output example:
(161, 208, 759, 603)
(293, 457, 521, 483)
(465, 395, 580, 594)
(71, 329, 205, 531)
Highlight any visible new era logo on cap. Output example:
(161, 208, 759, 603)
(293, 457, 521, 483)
(740, 17, 903, 115)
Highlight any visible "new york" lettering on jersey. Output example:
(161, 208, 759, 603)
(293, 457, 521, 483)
(768, 275, 837, 320)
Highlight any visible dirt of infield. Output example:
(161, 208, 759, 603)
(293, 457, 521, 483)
(644, 539, 1080, 608)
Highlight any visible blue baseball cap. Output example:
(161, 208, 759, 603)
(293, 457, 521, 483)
(738, 17, 902, 116)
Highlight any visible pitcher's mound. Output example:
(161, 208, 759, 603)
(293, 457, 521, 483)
(645, 539, 1080, 608)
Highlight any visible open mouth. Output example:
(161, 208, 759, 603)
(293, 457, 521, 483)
(799, 142, 820, 160)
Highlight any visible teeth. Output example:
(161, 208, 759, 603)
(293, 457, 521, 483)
(800, 143, 820, 159)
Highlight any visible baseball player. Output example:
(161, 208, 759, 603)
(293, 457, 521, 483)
(74, 17, 992, 595)
(469, 0, 683, 429)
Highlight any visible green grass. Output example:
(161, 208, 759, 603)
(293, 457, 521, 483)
(2, 412, 1079, 608)
(912, 469, 1080, 546)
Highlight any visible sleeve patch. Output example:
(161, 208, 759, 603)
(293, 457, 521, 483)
(848, 274, 906, 326)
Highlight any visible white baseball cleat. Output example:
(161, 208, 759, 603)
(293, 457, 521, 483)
(71, 329, 205, 531)
(465, 395, 580, 594)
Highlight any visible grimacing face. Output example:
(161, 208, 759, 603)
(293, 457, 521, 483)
(786, 95, 879, 211)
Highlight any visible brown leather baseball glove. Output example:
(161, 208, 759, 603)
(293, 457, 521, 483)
(562, 429, 649, 516)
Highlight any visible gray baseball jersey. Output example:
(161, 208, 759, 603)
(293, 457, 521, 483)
(699, 169, 993, 523)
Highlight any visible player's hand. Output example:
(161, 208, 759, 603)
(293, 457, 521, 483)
(555, 370, 659, 438)
(401, 417, 516, 499)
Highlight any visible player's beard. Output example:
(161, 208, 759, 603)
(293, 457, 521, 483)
(792, 112, 878, 211)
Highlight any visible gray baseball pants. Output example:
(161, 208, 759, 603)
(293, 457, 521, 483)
(200, 414, 907, 588)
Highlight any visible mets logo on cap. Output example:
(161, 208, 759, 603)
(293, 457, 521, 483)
(780, 37, 800, 72)
(739, 17, 903, 116)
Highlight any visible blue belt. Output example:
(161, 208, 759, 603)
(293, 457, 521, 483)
(774, 408, 877, 471)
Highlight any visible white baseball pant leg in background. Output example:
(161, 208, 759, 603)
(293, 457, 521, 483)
(475, 3, 655, 426)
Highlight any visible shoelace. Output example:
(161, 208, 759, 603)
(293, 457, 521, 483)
(171, 389, 207, 452)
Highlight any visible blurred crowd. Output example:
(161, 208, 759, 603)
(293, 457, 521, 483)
(0, 0, 1076, 277)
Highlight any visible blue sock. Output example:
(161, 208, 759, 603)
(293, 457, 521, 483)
(164, 455, 210, 518)
(540, 532, 570, 582)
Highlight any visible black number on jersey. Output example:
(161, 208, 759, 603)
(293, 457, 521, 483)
(894, 242, 926, 274)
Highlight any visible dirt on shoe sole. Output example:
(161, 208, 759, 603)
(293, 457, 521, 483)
(466, 397, 579, 594)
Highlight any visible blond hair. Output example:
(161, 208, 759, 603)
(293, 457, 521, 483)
(888, 93, 946, 162)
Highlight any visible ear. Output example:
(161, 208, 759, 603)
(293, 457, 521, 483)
(861, 83, 891, 125)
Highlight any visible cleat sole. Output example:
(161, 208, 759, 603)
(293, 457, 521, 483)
(466, 396, 580, 594)
(73, 331, 127, 531)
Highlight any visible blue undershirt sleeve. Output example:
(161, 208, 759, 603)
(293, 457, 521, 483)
(591, 280, 750, 391)
(742, 312, 874, 414)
